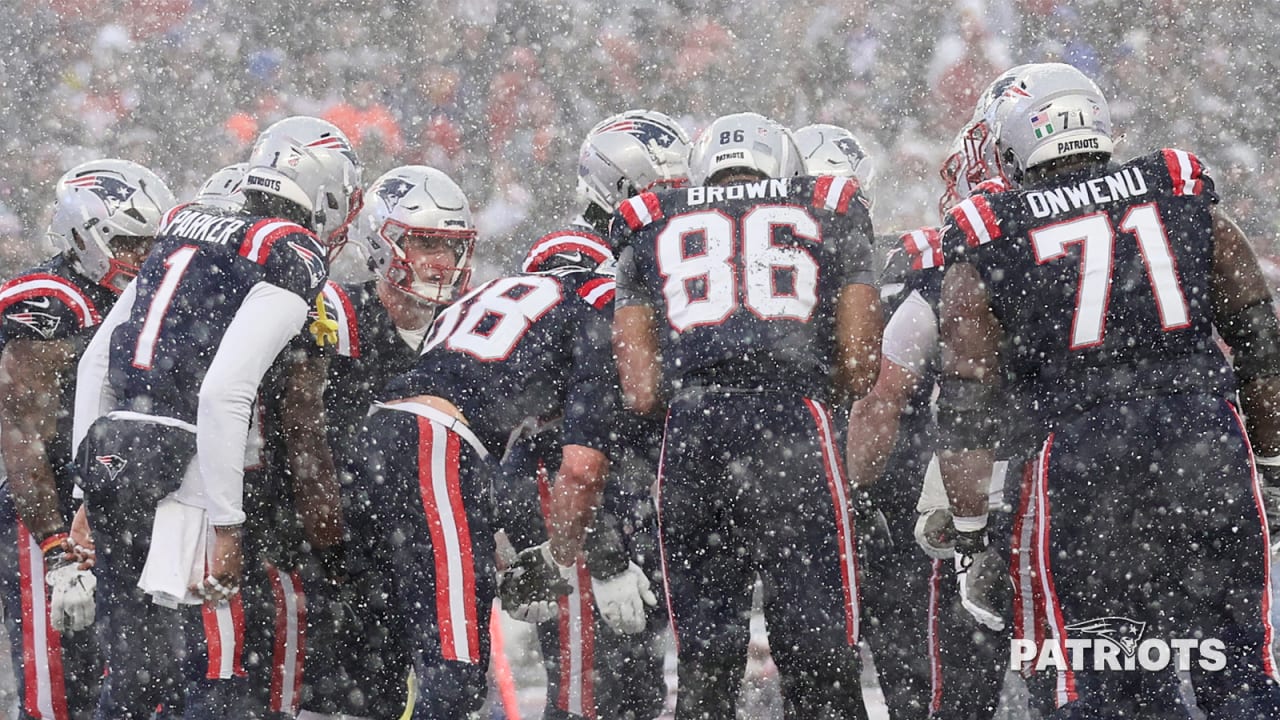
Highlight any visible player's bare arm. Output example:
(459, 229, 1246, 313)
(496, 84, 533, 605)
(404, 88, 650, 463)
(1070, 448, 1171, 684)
(547, 443, 610, 566)
(846, 356, 920, 489)
(1210, 206, 1280, 455)
(613, 304, 663, 415)
(0, 337, 77, 541)
(280, 351, 344, 555)
(937, 262, 1001, 520)
(834, 283, 883, 401)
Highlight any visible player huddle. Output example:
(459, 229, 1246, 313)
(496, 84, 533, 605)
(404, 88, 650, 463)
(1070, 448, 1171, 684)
(0, 60, 1278, 720)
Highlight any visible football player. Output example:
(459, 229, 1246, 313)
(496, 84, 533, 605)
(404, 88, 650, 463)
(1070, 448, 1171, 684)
(73, 116, 361, 718)
(0, 158, 173, 720)
(563, 112, 881, 718)
(290, 164, 478, 720)
(939, 63, 1280, 717)
(341, 189, 619, 715)
(493, 109, 686, 720)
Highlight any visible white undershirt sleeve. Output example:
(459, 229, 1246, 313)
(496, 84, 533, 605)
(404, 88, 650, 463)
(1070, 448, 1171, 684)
(198, 282, 309, 526)
(880, 290, 939, 377)
(73, 279, 137, 456)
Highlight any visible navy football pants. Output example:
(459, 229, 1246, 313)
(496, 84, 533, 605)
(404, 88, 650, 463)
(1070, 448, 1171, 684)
(657, 390, 866, 720)
(349, 406, 496, 720)
(1014, 395, 1280, 719)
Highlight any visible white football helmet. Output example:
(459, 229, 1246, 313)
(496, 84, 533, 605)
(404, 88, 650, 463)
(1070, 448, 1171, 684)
(688, 112, 804, 186)
(48, 159, 176, 292)
(577, 110, 690, 217)
(794, 123, 876, 202)
(352, 165, 475, 305)
(243, 116, 363, 252)
(990, 63, 1113, 183)
(194, 163, 248, 211)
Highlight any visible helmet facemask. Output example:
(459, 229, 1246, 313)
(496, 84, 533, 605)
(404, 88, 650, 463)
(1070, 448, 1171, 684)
(381, 222, 476, 305)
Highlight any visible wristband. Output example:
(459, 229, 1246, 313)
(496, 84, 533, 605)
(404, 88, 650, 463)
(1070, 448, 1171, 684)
(952, 514, 989, 534)
(39, 532, 69, 557)
(1255, 455, 1280, 467)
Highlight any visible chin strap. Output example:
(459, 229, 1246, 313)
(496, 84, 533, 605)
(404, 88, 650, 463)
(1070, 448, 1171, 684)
(309, 293, 339, 348)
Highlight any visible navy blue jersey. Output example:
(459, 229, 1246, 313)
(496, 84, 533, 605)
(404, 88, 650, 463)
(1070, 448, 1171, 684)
(384, 269, 619, 457)
(612, 175, 875, 398)
(941, 149, 1233, 420)
(319, 281, 421, 466)
(107, 205, 328, 422)
(0, 254, 118, 500)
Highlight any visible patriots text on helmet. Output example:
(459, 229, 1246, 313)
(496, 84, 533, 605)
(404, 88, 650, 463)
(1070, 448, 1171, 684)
(687, 178, 790, 206)
(245, 174, 283, 192)
(1025, 166, 1147, 219)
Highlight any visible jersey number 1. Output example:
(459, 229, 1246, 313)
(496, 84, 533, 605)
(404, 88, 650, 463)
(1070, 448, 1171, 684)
(1029, 203, 1189, 350)
(132, 245, 198, 370)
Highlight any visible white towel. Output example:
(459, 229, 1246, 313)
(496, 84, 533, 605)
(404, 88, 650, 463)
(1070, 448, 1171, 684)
(138, 496, 209, 608)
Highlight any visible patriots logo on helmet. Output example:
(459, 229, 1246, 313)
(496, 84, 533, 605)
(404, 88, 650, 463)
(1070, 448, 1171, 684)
(376, 178, 416, 212)
(306, 135, 359, 166)
(66, 173, 138, 217)
(597, 118, 680, 149)
(834, 136, 868, 165)
(95, 454, 128, 482)
(1065, 616, 1147, 657)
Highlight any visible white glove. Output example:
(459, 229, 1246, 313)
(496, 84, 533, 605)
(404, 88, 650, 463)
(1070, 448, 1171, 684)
(591, 561, 657, 634)
(914, 508, 957, 560)
(499, 543, 573, 624)
(954, 531, 1006, 632)
(46, 563, 96, 633)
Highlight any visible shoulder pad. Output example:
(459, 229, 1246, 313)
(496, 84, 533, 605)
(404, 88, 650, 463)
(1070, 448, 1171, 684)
(0, 272, 102, 336)
(1159, 148, 1208, 197)
(900, 227, 944, 270)
(316, 281, 360, 358)
(946, 194, 1003, 248)
(617, 192, 664, 232)
(159, 202, 193, 232)
(811, 175, 865, 215)
(575, 275, 616, 311)
(238, 218, 317, 264)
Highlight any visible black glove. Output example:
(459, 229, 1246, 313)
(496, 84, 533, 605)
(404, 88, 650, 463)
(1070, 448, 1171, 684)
(954, 528, 1007, 631)
(851, 490, 893, 568)
(498, 543, 573, 623)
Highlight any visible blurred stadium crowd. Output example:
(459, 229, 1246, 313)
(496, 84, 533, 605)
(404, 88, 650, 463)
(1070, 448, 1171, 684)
(1, 0, 1277, 277)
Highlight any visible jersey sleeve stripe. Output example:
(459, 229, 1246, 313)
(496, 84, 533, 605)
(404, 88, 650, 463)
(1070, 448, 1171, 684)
(641, 192, 664, 223)
(522, 232, 612, 272)
(954, 196, 1000, 247)
(812, 175, 834, 210)
(321, 282, 360, 358)
(834, 177, 860, 214)
(0, 274, 101, 326)
(1162, 149, 1203, 196)
(239, 220, 308, 264)
(578, 278, 616, 310)
(618, 198, 644, 230)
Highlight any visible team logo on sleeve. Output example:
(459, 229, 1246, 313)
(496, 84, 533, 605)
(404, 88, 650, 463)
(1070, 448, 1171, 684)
(287, 240, 327, 287)
(375, 178, 416, 212)
(5, 306, 61, 339)
(66, 173, 138, 216)
(95, 454, 128, 482)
